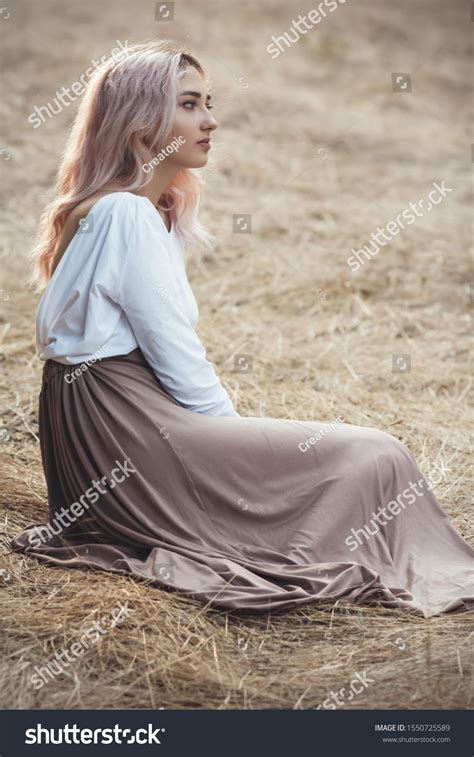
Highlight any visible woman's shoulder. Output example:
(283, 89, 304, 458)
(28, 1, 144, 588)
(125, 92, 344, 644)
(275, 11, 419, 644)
(51, 192, 143, 274)
(64, 191, 141, 236)
(74, 191, 142, 224)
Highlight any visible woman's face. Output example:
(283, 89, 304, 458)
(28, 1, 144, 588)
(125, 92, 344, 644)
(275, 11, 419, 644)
(164, 66, 218, 169)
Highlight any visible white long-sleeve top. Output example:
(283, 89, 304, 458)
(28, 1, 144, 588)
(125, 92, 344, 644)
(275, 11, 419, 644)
(36, 191, 239, 416)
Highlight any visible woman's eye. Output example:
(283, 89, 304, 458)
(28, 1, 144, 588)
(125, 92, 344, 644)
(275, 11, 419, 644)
(182, 100, 213, 110)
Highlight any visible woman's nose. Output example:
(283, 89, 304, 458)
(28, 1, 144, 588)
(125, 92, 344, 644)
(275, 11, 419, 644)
(203, 112, 218, 131)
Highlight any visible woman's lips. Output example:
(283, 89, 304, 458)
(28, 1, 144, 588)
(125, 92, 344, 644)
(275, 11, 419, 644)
(197, 141, 211, 151)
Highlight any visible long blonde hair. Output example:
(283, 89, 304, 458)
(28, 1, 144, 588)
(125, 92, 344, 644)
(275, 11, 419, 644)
(30, 40, 215, 293)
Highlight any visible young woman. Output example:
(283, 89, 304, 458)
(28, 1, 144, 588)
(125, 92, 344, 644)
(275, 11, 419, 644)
(11, 41, 473, 618)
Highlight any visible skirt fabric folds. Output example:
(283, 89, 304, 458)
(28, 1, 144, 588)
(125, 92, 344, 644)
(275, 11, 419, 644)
(11, 347, 474, 618)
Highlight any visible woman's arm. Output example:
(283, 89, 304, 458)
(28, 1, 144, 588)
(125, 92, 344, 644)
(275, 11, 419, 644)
(116, 199, 239, 417)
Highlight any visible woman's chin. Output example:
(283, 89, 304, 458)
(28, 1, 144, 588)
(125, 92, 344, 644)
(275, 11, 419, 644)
(193, 154, 209, 168)
(173, 152, 209, 171)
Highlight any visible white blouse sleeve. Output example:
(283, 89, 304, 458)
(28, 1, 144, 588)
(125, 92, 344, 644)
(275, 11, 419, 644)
(116, 198, 239, 417)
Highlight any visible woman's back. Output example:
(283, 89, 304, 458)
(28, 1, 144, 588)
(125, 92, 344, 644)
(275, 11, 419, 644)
(51, 193, 109, 277)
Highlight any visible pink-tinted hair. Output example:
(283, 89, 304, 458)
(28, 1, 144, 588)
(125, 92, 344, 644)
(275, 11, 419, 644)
(29, 40, 215, 293)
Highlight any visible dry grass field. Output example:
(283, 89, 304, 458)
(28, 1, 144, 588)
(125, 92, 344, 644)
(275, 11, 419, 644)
(0, 0, 472, 710)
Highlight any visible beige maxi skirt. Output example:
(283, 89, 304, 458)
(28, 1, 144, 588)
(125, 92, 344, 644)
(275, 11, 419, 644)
(11, 347, 474, 618)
